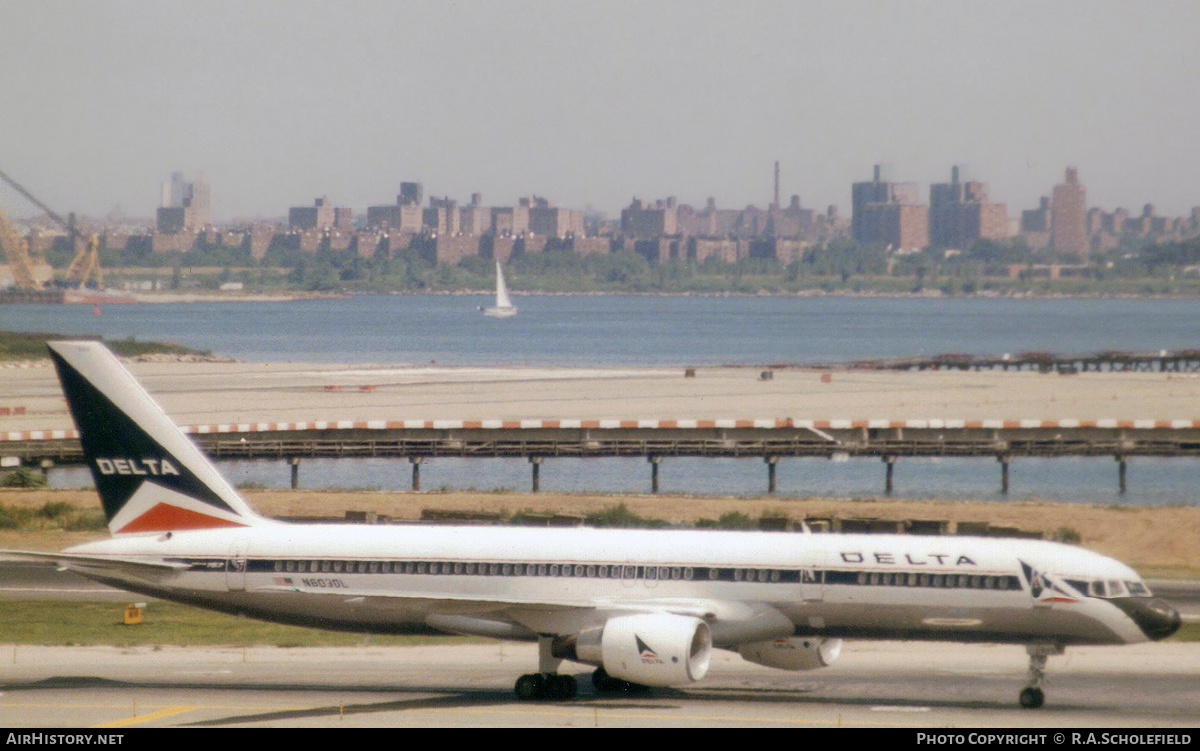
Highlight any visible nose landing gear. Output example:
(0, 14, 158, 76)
(1020, 642, 1063, 709)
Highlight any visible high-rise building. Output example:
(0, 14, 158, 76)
(852, 165, 928, 250)
(289, 197, 353, 231)
(1051, 167, 1087, 259)
(398, 182, 423, 207)
(621, 197, 679, 238)
(367, 182, 426, 233)
(156, 172, 213, 233)
(929, 166, 1008, 249)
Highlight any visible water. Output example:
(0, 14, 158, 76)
(5, 294, 1200, 366)
(5, 294, 1199, 504)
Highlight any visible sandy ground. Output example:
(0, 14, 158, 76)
(8, 363, 1200, 430)
(3, 488, 1198, 577)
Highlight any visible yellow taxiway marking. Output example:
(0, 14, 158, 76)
(91, 706, 201, 728)
(438, 705, 941, 728)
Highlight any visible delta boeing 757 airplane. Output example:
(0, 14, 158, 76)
(2, 341, 1182, 708)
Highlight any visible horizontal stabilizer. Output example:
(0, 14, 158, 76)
(0, 549, 189, 573)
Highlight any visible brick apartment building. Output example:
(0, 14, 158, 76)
(852, 165, 928, 251)
(929, 166, 1008, 249)
(1051, 167, 1088, 259)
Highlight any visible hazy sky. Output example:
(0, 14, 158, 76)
(2, 0, 1198, 223)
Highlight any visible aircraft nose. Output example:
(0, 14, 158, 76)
(1112, 597, 1183, 641)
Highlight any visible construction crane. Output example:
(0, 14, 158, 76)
(63, 234, 103, 288)
(0, 169, 103, 290)
(0, 199, 39, 289)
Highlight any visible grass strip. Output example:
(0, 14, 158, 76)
(0, 331, 213, 362)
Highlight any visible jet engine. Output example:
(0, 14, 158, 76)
(557, 612, 713, 686)
(737, 637, 842, 671)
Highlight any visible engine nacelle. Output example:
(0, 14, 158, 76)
(738, 637, 842, 671)
(570, 612, 712, 687)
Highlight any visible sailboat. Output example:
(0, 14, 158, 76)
(481, 259, 517, 317)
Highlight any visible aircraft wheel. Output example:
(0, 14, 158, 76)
(592, 666, 621, 693)
(592, 667, 649, 695)
(1019, 687, 1045, 709)
(548, 673, 578, 701)
(515, 673, 546, 701)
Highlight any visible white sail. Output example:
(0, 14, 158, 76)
(495, 260, 513, 309)
(483, 259, 517, 317)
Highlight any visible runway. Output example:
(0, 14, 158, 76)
(1, 641, 1197, 728)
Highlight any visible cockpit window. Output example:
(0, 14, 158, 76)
(1065, 577, 1151, 598)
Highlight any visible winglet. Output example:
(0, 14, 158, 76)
(47, 341, 269, 534)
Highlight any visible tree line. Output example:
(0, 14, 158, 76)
(64, 233, 1200, 296)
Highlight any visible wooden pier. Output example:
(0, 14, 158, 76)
(838, 349, 1200, 374)
(8, 419, 1200, 494)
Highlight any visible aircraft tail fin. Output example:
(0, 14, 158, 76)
(48, 340, 269, 535)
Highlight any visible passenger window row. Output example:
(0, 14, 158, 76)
(258, 558, 812, 583)
(250, 558, 1021, 591)
(828, 570, 1021, 590)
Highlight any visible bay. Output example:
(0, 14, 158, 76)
(4, 293, 1200, 366)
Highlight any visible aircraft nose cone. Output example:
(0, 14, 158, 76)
(1112, 597, 1183, 641)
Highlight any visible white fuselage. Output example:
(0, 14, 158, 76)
(64, 522, 1153, 648)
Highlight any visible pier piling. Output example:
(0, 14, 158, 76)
(530, 456, 542, 492)
(410, 457, 422, 491)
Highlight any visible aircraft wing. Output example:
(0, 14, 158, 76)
(249, 583, 791, 642)
(251, 582, 723, 617)
(252, 582, 592, 610)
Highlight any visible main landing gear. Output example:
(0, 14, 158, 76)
(514, 672, 578, 701)
(1020, 642, 1064, 709)
(515, 635, 578, 701)
(591, 666, 649, 695)
(512, 636, 651, 701)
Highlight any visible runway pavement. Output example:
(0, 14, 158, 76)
(1, 641, 1197, 728)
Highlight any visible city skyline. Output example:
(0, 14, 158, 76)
(2, 1, 1199, 222)
(26, 164, 1186, 271)
(18, 160, 1200, 232)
